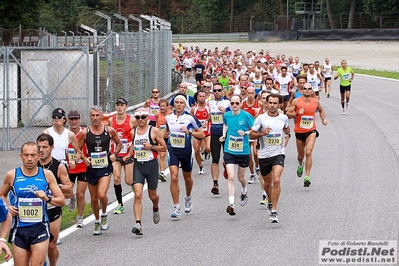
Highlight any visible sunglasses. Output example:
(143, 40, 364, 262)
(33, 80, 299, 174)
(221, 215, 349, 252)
(203, 86, 211, 88)
(135, 115, 148, 120)
(152, 91, 159, 93)
(303, 87, 313, 90)
(52, 116, 64, 120)
(241, 87, 248, 90)
(214, 89, 223, 92)
(230, 102, 240, 105)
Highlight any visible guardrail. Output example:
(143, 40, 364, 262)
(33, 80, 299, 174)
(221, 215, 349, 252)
(172, 33, 249, 42)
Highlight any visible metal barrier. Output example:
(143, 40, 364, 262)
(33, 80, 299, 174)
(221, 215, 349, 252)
(96, 31, 172, 113)
(0, 46, 91, 150)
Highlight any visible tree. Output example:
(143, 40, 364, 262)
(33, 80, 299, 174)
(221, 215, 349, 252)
(326, 0, 336, 29)
(347, 0, 356, 28)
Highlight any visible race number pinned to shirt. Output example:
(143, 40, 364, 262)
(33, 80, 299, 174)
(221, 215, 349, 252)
(160, 125, 166, 133)
(19, 198, 43, 223)
(266, 133, 282, 146)
(150, 105, 160, 116)
(91, 151, 108, 168)
(228, 135, 244, 152)
(300, 116, 314, 129)
(67, 148, 77, 162)
(342, 73, 350, 80)
(119, 138, 128, 154)
(170, 132, 186, 148)
(134, 146, 149, 162)
(211, 111, 223, 124)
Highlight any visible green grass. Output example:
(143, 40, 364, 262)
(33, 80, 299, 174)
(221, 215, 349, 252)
(352, 68, 399, 80)
(0, 204, 93, 263)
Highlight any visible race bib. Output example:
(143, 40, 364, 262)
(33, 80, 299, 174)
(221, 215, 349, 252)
(300, 116, 314, 129)
(119, 138, 128, 154)
(150, 105, 159, 116)
(342, 73, 350, 80)
(196, 68, 202, 74)
(266, 133, 282, 146)
(280, 84, 288, 90)
(91, 151, 108, 168)
(293, 69, 299, 74)
(19, 198, 43, 223)
(211, 111, 223, 124)
(170, 132, 186, 148)
(67, 148, 77, 162)
(160, 125, 166, 133)
(134, 146, 149, 162)
(228, 135, 244, 152)
(199, 120, 207, 130)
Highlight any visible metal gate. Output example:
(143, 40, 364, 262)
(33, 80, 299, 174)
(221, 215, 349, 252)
(0, 46, 91, 150)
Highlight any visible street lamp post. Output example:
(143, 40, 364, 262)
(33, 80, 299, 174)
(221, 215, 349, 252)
(69, 31, 75, 46)
(61, 30, 67, 46)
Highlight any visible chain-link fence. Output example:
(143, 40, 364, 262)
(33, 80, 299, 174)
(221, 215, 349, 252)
(95, 30, 172, 113)
(0, 46, 91, 150)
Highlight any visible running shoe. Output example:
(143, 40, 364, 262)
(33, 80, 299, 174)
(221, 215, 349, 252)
(222, 162, 228, 179)
(158, 172, 167, 182)
(68, 194, 76, 212)
(153, 211, 160, 224)
(304, 176, 311, 187)
(248, 174, 256, 184)
(267, 201, 273, 216)
(101, 215, 109, 230)
(342, 109, 346, 115)
(132, 223, 143, 235)
(270, 211, 279, 223)
(171, 206, 181, 218)
(57, 236, 62, 245)
(204, 152, 211, 161)
(211, 184, 219, 195)
(184, 196, 193, 213)
(327, 93, 330, 98)
(296, 164, 304, 178)
(260, 194, 268, 205)
(76, 216, 84, 228)
(93, 222, 102, 235)
(239, 192, 248, 206)
(113, 204, 124, 214)
(198, 167, 205, 175)
(255, 167, 260, 177)
(226, 204, 236, 216)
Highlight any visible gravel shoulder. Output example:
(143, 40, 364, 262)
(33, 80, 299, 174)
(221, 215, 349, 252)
(179, 41, 399, 71)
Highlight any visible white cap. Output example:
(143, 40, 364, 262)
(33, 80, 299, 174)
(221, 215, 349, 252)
(134, 107, 149, 116)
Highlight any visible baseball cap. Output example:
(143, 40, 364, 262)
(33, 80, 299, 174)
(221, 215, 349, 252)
(115, 97, 128, 105)
(68, 110, 80, 119)
(237, 62, 243, 66)
(52, 108, 66, 118)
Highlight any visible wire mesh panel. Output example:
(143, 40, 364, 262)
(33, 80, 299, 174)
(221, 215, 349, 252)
(98, 30, 172, 112)
(0, 47, 91, 150)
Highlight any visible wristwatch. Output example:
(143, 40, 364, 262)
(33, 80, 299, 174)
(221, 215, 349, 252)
(46, 196, 53, 203)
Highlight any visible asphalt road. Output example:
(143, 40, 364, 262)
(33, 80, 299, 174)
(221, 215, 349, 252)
(1, 74, 398, 265)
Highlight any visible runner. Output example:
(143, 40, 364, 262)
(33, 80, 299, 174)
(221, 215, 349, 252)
(286, 84, 328, 187)
(143, 88, 161, 126)
(242, 87, 260, 184)
(249, 93, 291, 223)
(130, 108, 167, 235)
(275, 66, 293, 112)
(170, 83, 196, 113)
(322, 58, 333, 98)
(108, 98, 135, 214)
(36, 133, 73, 266)
(221, 95, 254, 216)
(208, 83, 231, 195)
(155, 99, 172, 182)
(334, 59, 354, 115)
(164, 94, 204, 218)
(307, 63, 324, 100)
(0, 142, 65, 266)
(191, 91, 211, 175)
(0, 198, 12, 262)
(66, 111, 88, 228)
(78, 106, 122, 235)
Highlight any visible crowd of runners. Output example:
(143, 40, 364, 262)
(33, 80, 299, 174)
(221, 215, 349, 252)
(0, 43, 355, 266)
